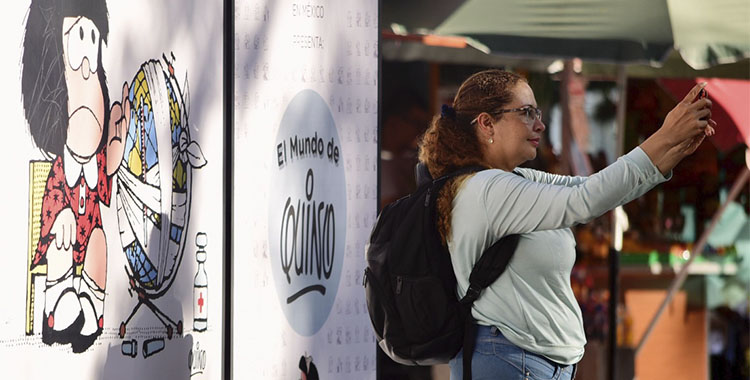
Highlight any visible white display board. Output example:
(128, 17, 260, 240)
(0, 1, 224, 378)
(233, 1, 378, 378)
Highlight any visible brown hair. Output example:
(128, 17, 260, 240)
(417, 69, 524, 244)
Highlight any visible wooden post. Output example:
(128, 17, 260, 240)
(560, 61, 573, 174)
(608, 64, 627, 380)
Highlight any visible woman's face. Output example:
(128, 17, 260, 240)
(62, 16, 105, 161)
(485, 81, 546, 171)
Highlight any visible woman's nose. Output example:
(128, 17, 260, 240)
(533, 118, 545, 133)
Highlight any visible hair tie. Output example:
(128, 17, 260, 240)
(440, 104, 457, 120)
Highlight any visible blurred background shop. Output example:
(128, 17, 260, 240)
(378, 1, 750, 379)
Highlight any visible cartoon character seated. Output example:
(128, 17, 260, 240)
(22, 0, 129, 353)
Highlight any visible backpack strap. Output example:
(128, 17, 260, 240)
(414, 162, 433, 187)
(414, 163, 488, 188)
(422, 165, 489, 282)
(434, 165, 488, 183)
(459, 170, 524, 380)
(460, 234, 521, 305)
(459, 169, 524, 306)
(424, 165, 487, 213)
(461, 311, 478, 380)
(459, 234, 521, 380)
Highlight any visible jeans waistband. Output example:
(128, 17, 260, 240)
(476, 324, 510, 340)
(475, 324, 579, 379)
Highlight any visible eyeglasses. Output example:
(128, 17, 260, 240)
(471, 106, 542, 126)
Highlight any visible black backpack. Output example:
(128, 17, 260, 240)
(363, 164, 520, 380)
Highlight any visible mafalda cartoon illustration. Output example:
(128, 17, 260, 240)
(22, 0, 129, 352)
(115, 55, 206, 341)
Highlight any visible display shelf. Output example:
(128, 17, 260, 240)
(620, 251, 739, 276)
(579, 251, 741, 279)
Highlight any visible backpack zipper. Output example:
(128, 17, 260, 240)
(395, 276, 403, 295)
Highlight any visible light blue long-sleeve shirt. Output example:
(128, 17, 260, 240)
(448, 147, 669, 365)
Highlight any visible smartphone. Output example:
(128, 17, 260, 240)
(697, 88, 709, 122)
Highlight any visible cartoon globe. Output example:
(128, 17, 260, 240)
(116, 57, 205, 309)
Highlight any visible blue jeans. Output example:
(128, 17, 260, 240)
(449, 325, 577, 380)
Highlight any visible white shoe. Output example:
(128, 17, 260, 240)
(42, 268, 83, 345)
(78, 271, 104, 337)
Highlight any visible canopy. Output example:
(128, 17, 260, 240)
(434, 0, 750, 70)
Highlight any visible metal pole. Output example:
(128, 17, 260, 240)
(608, 247, 620, 380)
(607, 64, 627, 380)
(635, 166, 750, 355)
(223, 1, 234, 377)
(614, 66, 626, 159)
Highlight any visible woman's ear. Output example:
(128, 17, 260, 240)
(475, 112, 494, 138)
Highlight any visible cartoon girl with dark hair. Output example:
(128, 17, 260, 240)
(22, 0, 128, 352)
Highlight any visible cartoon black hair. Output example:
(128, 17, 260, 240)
(298, 355, 320, 380)
(22, 0, 110, 158)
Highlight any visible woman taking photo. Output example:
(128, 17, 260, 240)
(418, 69, 715, 380)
